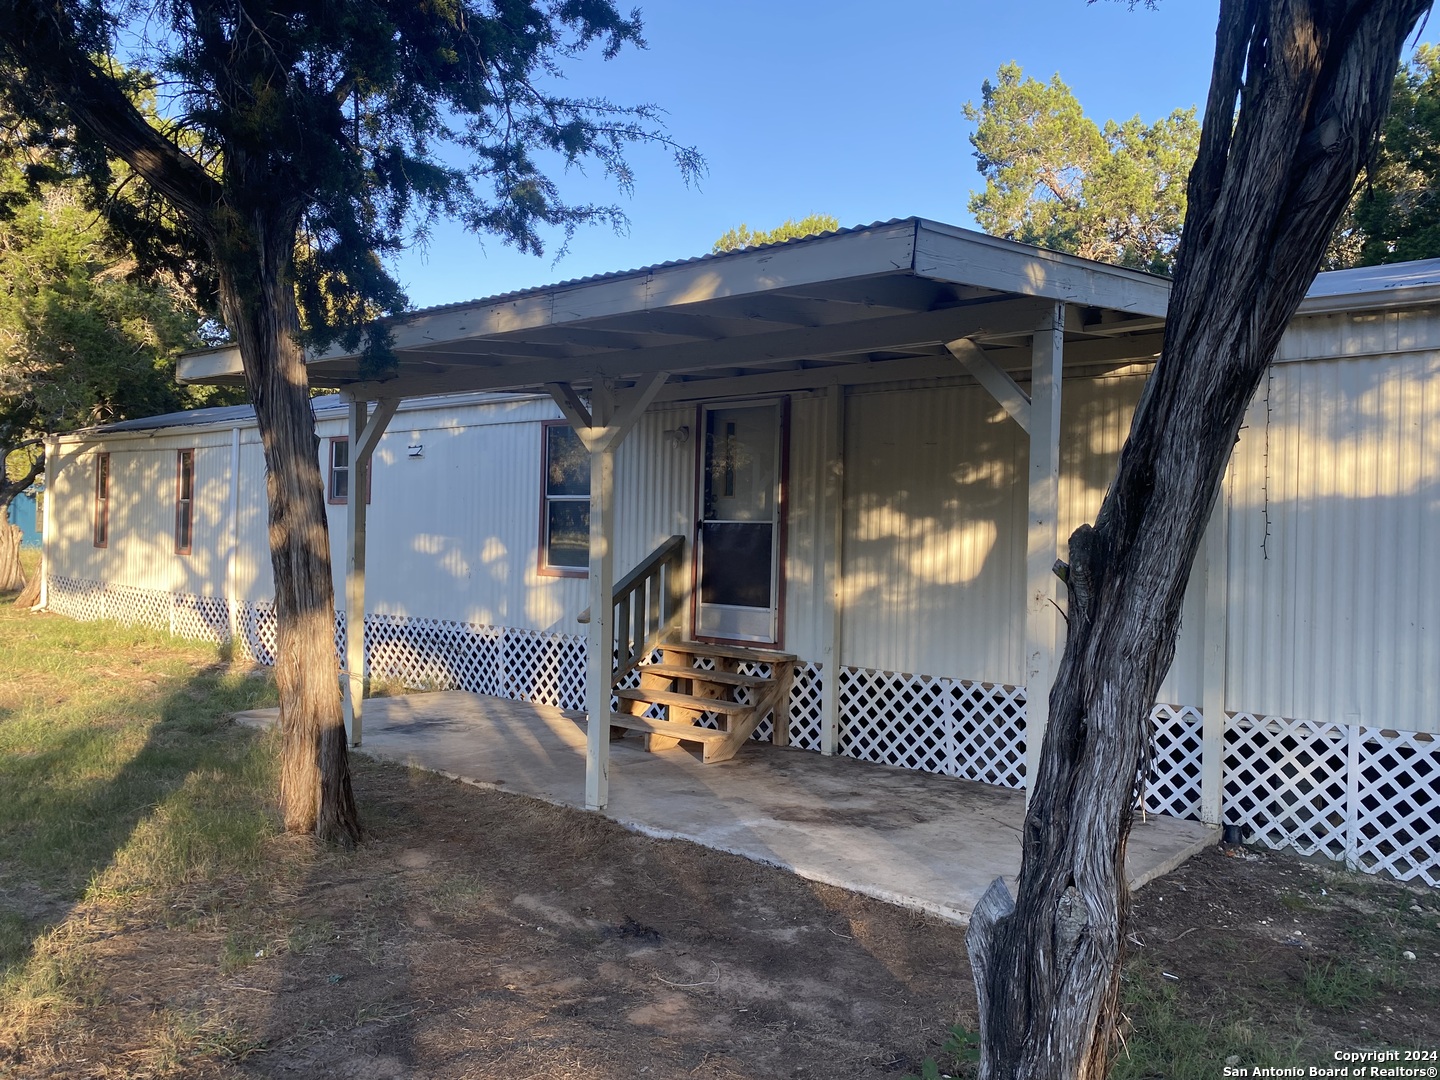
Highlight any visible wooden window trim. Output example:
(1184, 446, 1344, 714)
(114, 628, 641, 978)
(174, 448, 195, 556)
(326, 436, 371, 505)
(93, 451, 110, 548)
(537, 419, 589, 579)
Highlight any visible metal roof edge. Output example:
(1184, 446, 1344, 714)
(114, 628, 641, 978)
(1295, 281, 1440, 316)
(912, 218, 1174, 288)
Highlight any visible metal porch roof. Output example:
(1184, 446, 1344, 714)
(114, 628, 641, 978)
(176, 218, 1172, 402)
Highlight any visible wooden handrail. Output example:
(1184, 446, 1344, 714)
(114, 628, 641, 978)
(576, 534, 685, 624)
(576, 534, 687, 687)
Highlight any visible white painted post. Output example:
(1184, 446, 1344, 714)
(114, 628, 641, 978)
(548, 373, 668, 811)
(226, 426, 241, 646)
(1200, 483, 1230, 825)
(1023, 303, 1064, 801)
(342, 398, 368, 746)
(583, 379, 618, 811)
(37, 435, 57, 610)
(819, 385, 846, 756)
(339, 396, 399, 747)
(585, 441, 617, 810)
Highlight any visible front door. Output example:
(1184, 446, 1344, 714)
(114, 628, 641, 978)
(694, 401, 784, 645)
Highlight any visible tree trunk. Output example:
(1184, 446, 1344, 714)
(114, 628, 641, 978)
(1, 455, 42, 594)
(15, 552, 40, 608)
(0, 505, 23, 593)
(966, 3, 1432, 1078)
(217, 213, 362, 846)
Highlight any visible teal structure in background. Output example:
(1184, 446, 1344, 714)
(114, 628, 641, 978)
(9, 489, 41, 547)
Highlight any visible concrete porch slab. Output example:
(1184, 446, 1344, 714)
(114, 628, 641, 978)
(235, 690, 1218, 924)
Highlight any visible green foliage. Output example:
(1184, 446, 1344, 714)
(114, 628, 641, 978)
(0, 144, 235, 488)
(963, 62, 1198, 274)
(0, 0, 703, 365)
(713, 214, 841, 253)
(905, 1023, 982, 1080)
(1329, 44, 1440, 267)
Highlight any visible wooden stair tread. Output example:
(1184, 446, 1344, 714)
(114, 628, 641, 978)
(616, 687, 754, 715)
(663, 640, 798, 664)
(638, 664, 770, 687)
(605, 713, 728, 742)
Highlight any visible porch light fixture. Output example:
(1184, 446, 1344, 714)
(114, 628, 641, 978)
(664, 425, 690, 448)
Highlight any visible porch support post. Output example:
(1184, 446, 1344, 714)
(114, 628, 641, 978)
(819, 385, 846, 756)
(585, 432, 617, 811)
(547, 372, 669, 811)
(1023, 304, 1064, 801)
(37, 434, 58, 610)
(1199, 478, 1230, 825)
(341, 395, 400, 747)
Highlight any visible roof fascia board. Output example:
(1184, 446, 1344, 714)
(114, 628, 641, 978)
(912, 220, 1171, 318)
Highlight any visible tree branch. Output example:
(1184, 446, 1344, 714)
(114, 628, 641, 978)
(1, 0, 224, 232)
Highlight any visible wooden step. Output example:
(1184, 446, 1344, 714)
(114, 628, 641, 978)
(615, 687, 753, 715)
(604, 712, 728, 743)
(663, 640, 798, 664)
(638, 664, 771, 688)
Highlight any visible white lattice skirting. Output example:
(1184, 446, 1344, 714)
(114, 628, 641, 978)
(44, 576, 1439, 886)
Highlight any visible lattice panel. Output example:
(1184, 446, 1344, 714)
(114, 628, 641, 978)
(788, 662, 825, 752)
(1351, 728, 1439, 886)
(239, 602, 277, 665)
(104, 584, 171, 633)
(1224, 714, 1350, 861)
(953, 681, 1027, 788)
(365, 615, 505, 696)
(502, 628, 587, 711)
(172, 594, 231, 643)
(839, 667, 954, 773)
(47, 577, 105, 622)
(1145, 705, 1204, 820)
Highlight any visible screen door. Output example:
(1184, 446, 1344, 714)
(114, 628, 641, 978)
(694, 402, 782, 644)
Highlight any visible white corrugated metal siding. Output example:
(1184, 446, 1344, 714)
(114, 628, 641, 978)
(837, 370, 1204, 701)
(841, 381, 1028, 682)
(781, 394, 827, 659)
(46, 304, 1440, 736)
(1226, 346, 1440, 732)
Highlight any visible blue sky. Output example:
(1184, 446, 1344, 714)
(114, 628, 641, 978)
(392, 1, 1435, 311)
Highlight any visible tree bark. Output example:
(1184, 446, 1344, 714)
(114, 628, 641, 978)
(0, 451, 43, 593)
(0, 3, 362, 845)
(15, 552, 41, 608)
(216, 209, 362, 845)
(966, 3, 1432, 1078)
(0, 515, 23, 593)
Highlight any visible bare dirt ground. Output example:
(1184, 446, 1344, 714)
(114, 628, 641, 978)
(5, 748, 1438, 1079)
(1119, 843, 1440, 1069)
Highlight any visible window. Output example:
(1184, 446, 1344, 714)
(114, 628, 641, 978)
(93, 452, 110, 548)
(327, 437, 371, 504)
(539, 422, 589, 574)
(174, 449, 195, 555)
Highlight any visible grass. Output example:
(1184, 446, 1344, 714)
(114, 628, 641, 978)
(0, 589, 286, 1063)
(1301, 959, 1379, 1010)
(1112, 974, 1306, 1079)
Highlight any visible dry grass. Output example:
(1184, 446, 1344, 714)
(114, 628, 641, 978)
(0, 594, 291, 1072)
